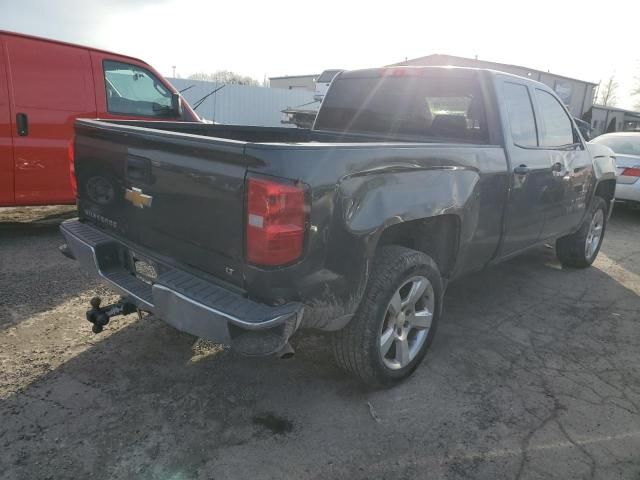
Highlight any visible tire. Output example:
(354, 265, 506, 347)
(332, 246, 443, 388)
(556, 196, 608, 268)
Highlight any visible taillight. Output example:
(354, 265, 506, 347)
(246, 177, 307, 266)
(68, 137, 77, 197)
(621, 167, 640, 177)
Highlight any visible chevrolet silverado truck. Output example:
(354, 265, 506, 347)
(60, 66, 617, 387)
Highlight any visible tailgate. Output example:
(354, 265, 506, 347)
(74, 120, 249, 287)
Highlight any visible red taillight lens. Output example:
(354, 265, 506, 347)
(621, 167, 640, 177)
(68, 137, 77, 197)
(246, 177, 307, 266)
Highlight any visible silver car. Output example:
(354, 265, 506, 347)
(591, 132, 640, 205)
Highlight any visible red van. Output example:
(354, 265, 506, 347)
(0, 31, 199, 207)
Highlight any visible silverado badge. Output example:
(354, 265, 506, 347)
(125, 187, 153, 208)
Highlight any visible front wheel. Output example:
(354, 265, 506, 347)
(556, 196, 608, 268)
(331, 246, 443, 388)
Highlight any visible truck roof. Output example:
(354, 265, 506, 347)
(339, 65, 553, 88)
(0, 30, 149, 66)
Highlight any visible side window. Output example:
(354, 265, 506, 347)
(103, 60, 174, 117)
(535, 89, 574, 147)
(503, 83, 537, 147)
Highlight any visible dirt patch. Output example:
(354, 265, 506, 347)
(0, 205, 77, 225)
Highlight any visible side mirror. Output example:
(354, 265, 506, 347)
(171, 92, 183, 118)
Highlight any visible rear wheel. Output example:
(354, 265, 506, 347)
(332, 246, 443, 388)
(556, 196, 608, 268)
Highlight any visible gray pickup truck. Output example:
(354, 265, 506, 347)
(60, 66, 617, 387)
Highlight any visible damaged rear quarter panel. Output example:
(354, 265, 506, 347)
(244, 143, 508, 330)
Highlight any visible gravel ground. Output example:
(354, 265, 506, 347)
(1, 205, 639, 480)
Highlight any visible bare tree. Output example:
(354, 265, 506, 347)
(598, 75, 619, 106)
(188, 71, 259, 86)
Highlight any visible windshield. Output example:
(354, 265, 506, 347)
(592, 135, 640, 156)
(314, 72, 488, 142)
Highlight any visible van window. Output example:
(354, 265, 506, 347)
(314, 72, 488, 142)
(103, 60, 174, 117)
(502, 83, 537, 147)
(535, 89, 574, 147)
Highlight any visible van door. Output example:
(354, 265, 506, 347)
(498, 80, 555, 256)
(0, 35, 14, 205)
(5, 35, 95, 205)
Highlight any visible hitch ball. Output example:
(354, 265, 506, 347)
(86, 297, 110, 333)
(85, 296, 139, 334)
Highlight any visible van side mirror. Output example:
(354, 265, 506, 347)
(171, 92, 183, 118)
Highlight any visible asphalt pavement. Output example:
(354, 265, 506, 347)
(1, 205, 639, 480)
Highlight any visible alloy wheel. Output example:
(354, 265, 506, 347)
(585, 208, 604, 260)
(379, 275, 435, 370)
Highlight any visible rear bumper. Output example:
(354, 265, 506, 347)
(615, 181, 640, 203)
(60, 219, 303, 355)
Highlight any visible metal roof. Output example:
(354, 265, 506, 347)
(592, 104, 640, 117)
(269, 74, 319, 80)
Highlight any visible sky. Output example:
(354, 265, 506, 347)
(1, 0, 639, 109)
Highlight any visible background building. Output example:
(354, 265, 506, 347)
(390, 54, 598, 118)
(269, 74, 318, 91)
(585, 105, 640, 137)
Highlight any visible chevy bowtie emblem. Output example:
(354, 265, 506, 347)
(125, 187, 153, 208)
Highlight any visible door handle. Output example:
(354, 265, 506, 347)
(126, 155, 152, 183)
(551, 162, 563, 172)
(514, 165, 530, 175)
(16, 113, 28, 136)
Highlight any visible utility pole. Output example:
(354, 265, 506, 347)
(172, 66, 176, 77)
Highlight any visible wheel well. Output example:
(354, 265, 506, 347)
(376, 215, 460, 277)
(595, 179, 616, 209)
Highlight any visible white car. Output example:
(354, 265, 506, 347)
(591, 132, 640, 205)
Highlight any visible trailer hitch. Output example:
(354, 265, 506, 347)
(86, 297, 139, 334)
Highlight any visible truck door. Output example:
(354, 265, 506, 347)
(0, 35, 14, 205)
(5, 35, 95, 205)
(532, 88, 593, 240)
(499, 80, 555, 256)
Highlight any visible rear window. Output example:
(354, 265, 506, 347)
(314, 72, 488, 143)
